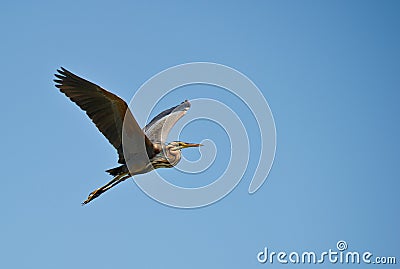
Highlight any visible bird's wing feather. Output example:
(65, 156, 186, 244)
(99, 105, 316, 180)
(54, 67, 156, 164)
(144, 100, 191, 143)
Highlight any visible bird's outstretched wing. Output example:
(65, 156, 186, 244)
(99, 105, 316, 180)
(54, 67, 156, 164)
(144, 100, 191, 143)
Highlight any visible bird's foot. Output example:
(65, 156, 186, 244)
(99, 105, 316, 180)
(82, 188, 102, 205)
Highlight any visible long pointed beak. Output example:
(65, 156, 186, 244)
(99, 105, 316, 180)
(182, 143, 203, 148)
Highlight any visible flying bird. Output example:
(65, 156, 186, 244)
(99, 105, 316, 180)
(54, 68, 202, 204)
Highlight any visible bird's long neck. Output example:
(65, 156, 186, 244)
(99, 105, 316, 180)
(150, 147, 181, 169)
(166, 150, 181, 167)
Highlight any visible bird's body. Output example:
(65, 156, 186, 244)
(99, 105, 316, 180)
(54, 68, 202, 204)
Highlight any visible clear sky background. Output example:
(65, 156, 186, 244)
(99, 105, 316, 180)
(1, 1, 399, 268)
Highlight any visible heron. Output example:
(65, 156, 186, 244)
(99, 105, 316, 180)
(54, 68, 202, 204)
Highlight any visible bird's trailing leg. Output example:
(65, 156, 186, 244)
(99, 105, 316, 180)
(82, 173, 131, 205)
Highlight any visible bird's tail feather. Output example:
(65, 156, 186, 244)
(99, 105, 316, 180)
(105, 165, 128, 176)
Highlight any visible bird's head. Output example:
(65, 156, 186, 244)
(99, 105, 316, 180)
(168, 141, 203, 151)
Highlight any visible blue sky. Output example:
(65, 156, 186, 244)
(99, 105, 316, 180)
(1, 1, 399, 268)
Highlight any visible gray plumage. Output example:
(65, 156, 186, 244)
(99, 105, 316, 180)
(54, 68, 202, 204)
